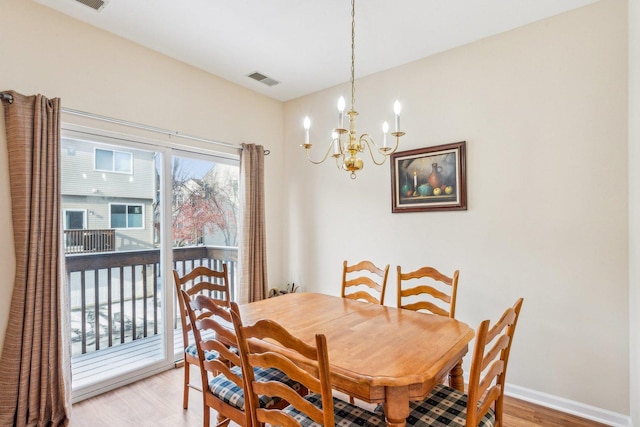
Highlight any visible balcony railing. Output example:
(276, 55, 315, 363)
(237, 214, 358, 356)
(66, 245, 238, 357)
(64, 229, 115, 254)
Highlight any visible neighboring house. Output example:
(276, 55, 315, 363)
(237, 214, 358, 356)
(61, 137, 157, 252)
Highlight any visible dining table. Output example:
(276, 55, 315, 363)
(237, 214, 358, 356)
(238, 292, 475, 427)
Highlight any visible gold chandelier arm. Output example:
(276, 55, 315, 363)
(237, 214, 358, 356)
(359, 134, 400, 165)
(302, 139, 341, 165)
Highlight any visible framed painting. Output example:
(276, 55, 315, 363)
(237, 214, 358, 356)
(390, 141, 467, 213)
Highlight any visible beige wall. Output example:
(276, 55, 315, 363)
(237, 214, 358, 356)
(284, 0, 629, 417)
(0, 0, 285, 348)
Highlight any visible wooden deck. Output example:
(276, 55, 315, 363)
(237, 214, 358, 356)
(72, 335, 167, 390)
(72, 332, 186, 394)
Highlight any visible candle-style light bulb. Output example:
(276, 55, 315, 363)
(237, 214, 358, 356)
(303, 116, 310, 144)
(382, 121, 389, 148)
(393, 101, 402, 132)
(337, 96, 346, 129)
(332, 131, 340, 155)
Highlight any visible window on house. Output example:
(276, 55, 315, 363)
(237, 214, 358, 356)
(110, 204, 143, 229)
(65, 210, 86, 230)
(64, 210, 87, 248)
(95, 148, 133, 173)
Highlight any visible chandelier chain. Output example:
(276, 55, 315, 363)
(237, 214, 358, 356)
(351, 0, 356, 110)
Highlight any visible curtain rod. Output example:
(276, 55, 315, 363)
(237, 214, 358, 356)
(0, 92, 270, 155)
(0, 92, 13, 103)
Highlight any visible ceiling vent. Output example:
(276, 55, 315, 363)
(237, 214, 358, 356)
(73, 0, 107, 12)
(247, 72, 280, 87)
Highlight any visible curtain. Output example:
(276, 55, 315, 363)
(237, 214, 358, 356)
(238, 143, 268, 303)
(0, 91, 70, 426)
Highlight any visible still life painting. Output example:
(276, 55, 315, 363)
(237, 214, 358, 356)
(391, 141, 467, 213)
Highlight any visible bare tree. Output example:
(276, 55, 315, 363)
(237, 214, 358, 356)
(170, 160, 239, 247)
(202, 164, 238, 246)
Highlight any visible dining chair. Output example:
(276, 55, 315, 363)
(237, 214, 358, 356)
(397, 265, 461, 389)
(401, 298, 524, 427)
(341, 259, 390, 403)
(174, 265, 231, 410)
(341, 259, 390, 305)
(230, 301, 387, 427)
(184, 292, 307, 427)
(397, 265, 460, 318)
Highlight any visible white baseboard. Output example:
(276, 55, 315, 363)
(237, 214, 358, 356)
(505, 383, 633, 427)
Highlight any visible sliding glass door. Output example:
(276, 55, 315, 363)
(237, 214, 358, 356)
(170, 152, 239, 358)
(62, 132, 165, 399)
(61, 127, 239, 401)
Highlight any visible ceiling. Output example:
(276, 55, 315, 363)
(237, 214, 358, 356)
(33, 0, 599, 102)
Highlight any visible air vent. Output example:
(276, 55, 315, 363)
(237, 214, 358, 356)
(73, 0, 107, 11)
(247, 71, 280, 87)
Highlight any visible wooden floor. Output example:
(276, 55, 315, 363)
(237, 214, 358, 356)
(70, 367, 610, 426)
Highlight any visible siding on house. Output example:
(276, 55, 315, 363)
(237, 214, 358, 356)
(61, 137, 156, 250)
(61, 137, 155, 199)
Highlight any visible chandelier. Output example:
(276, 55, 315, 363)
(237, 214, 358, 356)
(301, 0, 405, 179)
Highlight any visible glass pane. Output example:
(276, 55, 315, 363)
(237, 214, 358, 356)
(171, 154, 239, 358)
(114, 151, 132, 173)
(127, 205, 142, 228)
(172, 158, 238, 247)
(110, 205, 126, 228)
(66, 211, 84, 229)
(61, 135, 164, 394)
(95, 149, 113, 171)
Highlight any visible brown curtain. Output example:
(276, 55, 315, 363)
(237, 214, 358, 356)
(0, 91, 70, 426)
(238, 143, 268, 303)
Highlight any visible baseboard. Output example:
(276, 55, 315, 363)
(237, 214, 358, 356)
(505, 383, 633, 427)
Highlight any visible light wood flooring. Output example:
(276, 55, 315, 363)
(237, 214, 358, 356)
(70, 367, 610, 426)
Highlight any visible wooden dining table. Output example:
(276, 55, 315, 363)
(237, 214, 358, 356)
(238, 292, 474, 427)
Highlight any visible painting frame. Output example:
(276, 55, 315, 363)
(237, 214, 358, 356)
(390, 141, 467, 213)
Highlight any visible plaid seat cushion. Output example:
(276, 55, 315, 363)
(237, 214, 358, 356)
(403, 383, 496, 427)
(184, 344, 220, 361)
(208, 365, 304, 411)
(283, 393, 386, 426)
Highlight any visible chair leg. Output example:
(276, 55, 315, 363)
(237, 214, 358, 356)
(203, 405, 210, 427)
(215, 414, 231, 427)
(183, 362, 190, 409)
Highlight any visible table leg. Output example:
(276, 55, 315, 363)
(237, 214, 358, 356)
(448, 358, 465, 392)
(383, 386, 408, 427)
